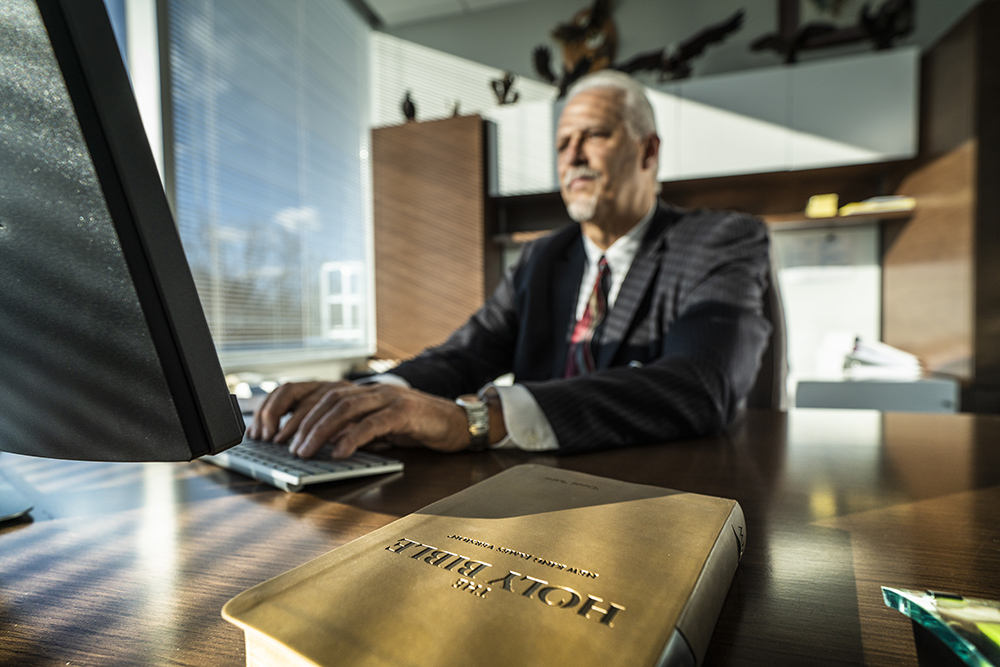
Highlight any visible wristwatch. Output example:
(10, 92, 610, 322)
(455, 394, 490, 451)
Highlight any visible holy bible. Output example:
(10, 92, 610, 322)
(222, 464, 746, 667)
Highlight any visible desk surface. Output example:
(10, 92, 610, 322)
(2, 408, 999, 666)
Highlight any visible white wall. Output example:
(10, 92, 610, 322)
(370, 33, 555, 127)
(771, 225, 882, 398)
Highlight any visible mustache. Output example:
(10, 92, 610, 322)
(562, 167, 601, 189)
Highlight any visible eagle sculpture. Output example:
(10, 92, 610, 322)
(751, 0, 915, 63)
(860, 0, 914, 49)
(750, 21, 839, 64)
(533, 1, 745, 98)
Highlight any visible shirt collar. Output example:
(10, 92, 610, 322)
(581, 201, 657, 273)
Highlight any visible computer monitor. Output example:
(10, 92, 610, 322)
(0, 0, 245, 485)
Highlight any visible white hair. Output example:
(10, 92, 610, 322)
(565, 70, 657, 140)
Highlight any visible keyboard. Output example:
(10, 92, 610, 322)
(203, 439, 403, 492)
(0, 473, 33, 523)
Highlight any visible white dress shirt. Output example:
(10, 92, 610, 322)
(490, 204, 655, 450)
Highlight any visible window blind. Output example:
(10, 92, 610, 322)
(165, 0, 372, 370)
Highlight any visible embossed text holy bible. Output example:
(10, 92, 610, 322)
(222, 464, 746, 666)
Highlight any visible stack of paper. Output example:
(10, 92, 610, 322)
(839, 195, 916, 217)
(843, 337, 922, 380)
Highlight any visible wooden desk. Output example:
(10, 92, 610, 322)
(2, 409, 999, 666)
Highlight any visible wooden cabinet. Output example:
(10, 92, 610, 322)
(882, 0, 1000, 410)
(371, 115, 494, 360)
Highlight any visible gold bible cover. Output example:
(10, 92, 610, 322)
(222, 464, 746, 667)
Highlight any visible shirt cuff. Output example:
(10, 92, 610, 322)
(357, 373, 411, 388)
(486, 383, 559, 451)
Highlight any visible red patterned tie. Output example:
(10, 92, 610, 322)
(565, 256, 610, 377)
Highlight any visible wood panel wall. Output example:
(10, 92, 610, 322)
(972, 0, 1000, 391)
(883, 142, 975, 376)
(882, 0, 1000, 410)
(372, 116, 491, 360)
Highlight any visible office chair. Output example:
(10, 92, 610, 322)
(745, 260, 788, 411)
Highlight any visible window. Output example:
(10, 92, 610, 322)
(165, 0, 373, 371)
(320, 261, 365, 341)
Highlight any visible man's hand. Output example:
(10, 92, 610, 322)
(247, 381, 471, 459)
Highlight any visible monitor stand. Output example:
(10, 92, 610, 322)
(0, 471, 33, 523)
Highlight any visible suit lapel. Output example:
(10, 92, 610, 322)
(549, 235, 585, 378)
(594, 205, 675, 369)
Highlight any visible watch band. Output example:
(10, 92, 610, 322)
(455, 395, 490, 451)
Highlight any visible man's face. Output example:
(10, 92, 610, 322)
(556, 87, 649, 225)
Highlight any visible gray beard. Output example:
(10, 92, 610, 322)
(563, 166, 602, 222)
(566, 195, 599, 222)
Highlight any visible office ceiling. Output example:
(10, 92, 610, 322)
(364, 0, 531, 27)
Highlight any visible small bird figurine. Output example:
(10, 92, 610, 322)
(402, 91, 416, 122)
(491, 72, 520, 105)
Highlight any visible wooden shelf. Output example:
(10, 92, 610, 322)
(763, 207, 914, 231)
(493, 209, 915, 245)
(493, 230, 552, 246)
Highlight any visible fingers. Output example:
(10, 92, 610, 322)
(252, 383, 475, 459)
(248, 381, 347, 442)
(272, 382, 353, 443)
(290, 384, 397, 458)
(316, 406, 400, 460)
(289, 386, 471, 459)
(248, 382, 317, 441)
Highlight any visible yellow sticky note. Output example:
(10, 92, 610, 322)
(805, 194, 839, 218)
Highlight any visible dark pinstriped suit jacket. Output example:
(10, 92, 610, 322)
(392, 202, 772, 453)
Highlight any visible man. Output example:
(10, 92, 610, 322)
(249, 70, 772, 458)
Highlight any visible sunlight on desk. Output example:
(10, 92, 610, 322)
(1, 410, 998, 666)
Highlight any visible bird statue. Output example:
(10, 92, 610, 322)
(552, 0, 617, 73)
(615, 9, 745, 81)
(533, 4, 746, 97)
(750, 21, 838, 64)
(491, 72, 520, 105)
(401, 91, 416, 122)
(532, 0, 616, 97)
(661, 9, 746, 79)
(860, 0, 915, 50)
(808, 0, 849, 15)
